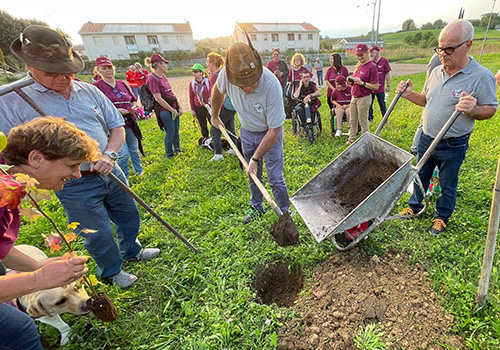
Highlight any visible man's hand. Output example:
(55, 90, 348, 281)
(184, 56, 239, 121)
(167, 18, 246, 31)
(396, 80, 413, 98)
(211, 116, 224, 130)
(246, 158, 258, 176)
(91, 154, 115, 175)
(456, 92, 477, 115)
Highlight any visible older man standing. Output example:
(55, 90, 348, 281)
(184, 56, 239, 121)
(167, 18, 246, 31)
(368, 45, 391, 123)
(314, 57, 324, 87)
(210, 41, 290, 224)
(397, 20, 497, 236)
(0, 25, 160, 288)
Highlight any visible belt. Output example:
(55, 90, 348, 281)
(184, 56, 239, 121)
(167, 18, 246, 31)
(80, 170, 99, 176)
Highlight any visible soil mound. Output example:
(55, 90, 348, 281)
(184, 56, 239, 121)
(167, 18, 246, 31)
(253, 261, 304, 307)
(277, 249, 464, 350)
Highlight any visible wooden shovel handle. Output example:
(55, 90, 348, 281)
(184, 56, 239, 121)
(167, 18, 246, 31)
(219, 126, 283, 216)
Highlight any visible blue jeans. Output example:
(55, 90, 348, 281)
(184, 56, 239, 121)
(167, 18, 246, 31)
(131, 86, 139, 97)
(117, 127, 143, 178)
(316, 70, 323, 86)
(159, 110, 180, 158)
(55, 165, 142, 278)
(369, 92, 387, 122)
(408, 132, 470, 222)
(0, 303, 42, 350)
(240, 127, 290, 212)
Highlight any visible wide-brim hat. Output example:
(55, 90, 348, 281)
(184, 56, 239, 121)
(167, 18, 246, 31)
(226, 41, 263, 87)
(11, 25, 84, 74)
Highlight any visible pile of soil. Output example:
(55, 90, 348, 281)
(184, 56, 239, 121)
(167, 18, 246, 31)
(332, 159, 399, 211)
(269, 211, 300, 247)
(277, 249, 464, 350)
(253, 262, 304, 307)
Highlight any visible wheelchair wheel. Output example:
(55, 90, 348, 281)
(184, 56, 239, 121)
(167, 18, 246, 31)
(330, 109, 336, 135)
(292, 113, 298, 135)
(306, 126, 314, 143)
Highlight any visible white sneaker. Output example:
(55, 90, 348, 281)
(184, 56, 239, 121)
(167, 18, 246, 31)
(210, 154, 224, 161)
(134, 248, 160, 261)
(227, 149, 235, 155)
(335, 129, 342, 137)
(111, 270, 138, 288)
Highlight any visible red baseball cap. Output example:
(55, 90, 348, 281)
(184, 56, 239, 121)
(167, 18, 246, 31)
(95, 56, 113, 66)
(151, 53, 169, 64)
(335, 75, 347, 87)
(355, 43, 369, 55)
(369, 45, 380, 52)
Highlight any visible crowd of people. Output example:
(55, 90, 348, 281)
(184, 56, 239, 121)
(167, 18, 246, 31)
(0, 19, 498, 349)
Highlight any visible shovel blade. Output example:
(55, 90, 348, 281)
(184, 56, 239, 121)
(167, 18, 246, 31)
(269, 211, 299, 247)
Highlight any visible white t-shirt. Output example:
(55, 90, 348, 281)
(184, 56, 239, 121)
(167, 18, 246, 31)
(216, 67, 285, 132)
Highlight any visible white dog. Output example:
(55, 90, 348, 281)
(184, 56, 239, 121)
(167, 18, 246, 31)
(13, 244, 90, 346)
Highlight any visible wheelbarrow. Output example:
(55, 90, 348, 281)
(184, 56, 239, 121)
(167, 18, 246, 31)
(290, 87, 473, 251)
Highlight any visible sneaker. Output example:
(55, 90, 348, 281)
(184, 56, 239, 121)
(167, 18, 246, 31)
(133, 248, 161, 261)
(430, 219, 446, 236)
(227, 149, 236, 155)
(335, 129, 342, 138)
(112, 270, 138, 288)
(398, 207, 414, 216)
(345, 140, 352, 145)
(210, 154, 224, 162)
(243, 206, 266, 224)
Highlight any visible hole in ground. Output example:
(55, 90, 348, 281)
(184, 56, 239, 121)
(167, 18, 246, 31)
(253, 261, 304, 307)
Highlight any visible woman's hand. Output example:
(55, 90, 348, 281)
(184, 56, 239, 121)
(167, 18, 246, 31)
(117, 108, 129, 115)
(34, 253, 88, 290)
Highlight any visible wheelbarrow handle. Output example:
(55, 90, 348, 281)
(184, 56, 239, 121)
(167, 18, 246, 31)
(108, 173, 200, 254)
(219, 125, 283, 217)
(374, 80, 409, 137)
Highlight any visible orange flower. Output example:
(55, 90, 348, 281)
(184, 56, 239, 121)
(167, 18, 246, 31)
(0, 174, 26, 210)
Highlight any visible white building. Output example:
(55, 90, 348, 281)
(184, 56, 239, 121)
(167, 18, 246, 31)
(78, 22, 195, 60)
(233, 22, 320, 53)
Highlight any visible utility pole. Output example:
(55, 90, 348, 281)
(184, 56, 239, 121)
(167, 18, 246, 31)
(371, 1, 377, 45)
(375, 0, 381, 45)
(479, 0, 497, 64)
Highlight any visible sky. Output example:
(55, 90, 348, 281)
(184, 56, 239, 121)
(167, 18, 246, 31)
(1, 0, 496, 44)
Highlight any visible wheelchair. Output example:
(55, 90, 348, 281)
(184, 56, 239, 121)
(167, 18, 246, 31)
(291, 97, 322, 143)
(330, 107, 350, 137)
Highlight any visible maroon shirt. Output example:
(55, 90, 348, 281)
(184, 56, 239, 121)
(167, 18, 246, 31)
(288, 66, 311, 83)
(146, 73, 177, 112)
(372, 57, 391, 94)
(331, 86, 352, 106)
(351, 61, 379, 98)
(189, 78, 211, 111)
(93, 79, 137, 127)
(325, 66, 349, 97)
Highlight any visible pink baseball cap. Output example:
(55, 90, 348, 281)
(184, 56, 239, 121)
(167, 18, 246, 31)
(95, 56, 113, 66)
(151, 53, 169, 64)
(369, 45, 380, 52)
(355, 43, 369, 55)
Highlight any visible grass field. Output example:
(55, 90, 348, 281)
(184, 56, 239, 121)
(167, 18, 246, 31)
(9, 67, 500, 349)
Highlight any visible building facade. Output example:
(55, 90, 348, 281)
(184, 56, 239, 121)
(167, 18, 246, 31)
(234, 22, 320, 53)
(79, 22, 195, 60)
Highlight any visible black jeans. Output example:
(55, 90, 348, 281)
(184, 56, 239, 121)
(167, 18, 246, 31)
(194, 105, 211, 138)
(368, 92, 387, 122)
(210, 107, 237, 154)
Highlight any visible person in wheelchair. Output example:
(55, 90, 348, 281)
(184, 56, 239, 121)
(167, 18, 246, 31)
(331, 75, 352, 137)
(292, 70, 322, 132)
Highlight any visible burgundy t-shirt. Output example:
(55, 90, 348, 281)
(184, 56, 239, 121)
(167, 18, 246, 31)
(146, 73, 177, 112)
(288, 66, 311, 84)
(325, 66, 349, 97)
(351, 61, 379, 98)
(373, 57, 391, 94)
(331, 86, 352, 106)
(93, 79, 137, 127)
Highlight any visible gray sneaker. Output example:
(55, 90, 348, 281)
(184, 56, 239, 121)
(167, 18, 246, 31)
(112, 270, 138, 288)
(134, 248, 161, 261)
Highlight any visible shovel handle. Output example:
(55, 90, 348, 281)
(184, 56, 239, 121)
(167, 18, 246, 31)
(219, 126, 283, 217)
(374, 80, 409, 136)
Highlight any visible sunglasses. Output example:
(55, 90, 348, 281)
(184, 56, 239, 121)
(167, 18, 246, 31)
(112, 88, 122, 98)
(434, 40, 468, 55)
(192, 70, 202, 73)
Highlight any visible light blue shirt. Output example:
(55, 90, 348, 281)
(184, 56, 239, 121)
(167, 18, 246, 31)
(216, 67, 285, 132)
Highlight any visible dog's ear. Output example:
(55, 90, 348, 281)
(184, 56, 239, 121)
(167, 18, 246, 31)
(26, 298, 51, 317)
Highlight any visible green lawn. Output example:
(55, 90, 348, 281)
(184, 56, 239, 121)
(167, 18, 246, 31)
(10, 69, 500, 349)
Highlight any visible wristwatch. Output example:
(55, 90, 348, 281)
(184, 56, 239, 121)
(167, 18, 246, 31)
(103, 150, 118, 160)
(363, 82, 367, 87)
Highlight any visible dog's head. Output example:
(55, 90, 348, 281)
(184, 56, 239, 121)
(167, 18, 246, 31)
(23, 282, 90, 318)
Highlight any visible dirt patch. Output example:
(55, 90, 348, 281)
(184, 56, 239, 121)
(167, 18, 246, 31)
(269, 211, 300, 247)
(277, 249, 464, 350)
(253, 261, 304, 307)
(332, 159, 399, 211)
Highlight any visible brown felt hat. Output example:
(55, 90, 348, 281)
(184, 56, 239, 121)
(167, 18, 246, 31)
(11, 25, 84, 74)
(226, 41, 263, 87)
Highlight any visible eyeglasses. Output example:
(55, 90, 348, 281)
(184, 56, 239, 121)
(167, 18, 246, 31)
(112, 88, 122, 98)
(434, 40, 468, 55)
(192, 70, 201, 73)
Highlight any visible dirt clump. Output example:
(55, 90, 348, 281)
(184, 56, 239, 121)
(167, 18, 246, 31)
(269, 211, 300, 247)
(277, 249, 464, 350)
(332, 159, 399, 211)
(87, 292, 118, 322)
(253, 261, 304, 307)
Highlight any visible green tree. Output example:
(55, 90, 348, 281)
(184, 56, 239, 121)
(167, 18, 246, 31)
(421, 22, 433, 30)
(0, 49, 8, 70)
(401, 19, 417, 31)
(480, 13, 500, 29)
(433, 19, 447, 29)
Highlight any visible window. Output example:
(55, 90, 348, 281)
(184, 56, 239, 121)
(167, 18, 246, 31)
(264, 34, 268, 41)
(251, 34, 257, 41)
(272, 34, 279, 42)
(112, 36, 120, 45)
(308, 34, 313, 40)
(176, 35, 185, 44)
(93, 36, 103, 45)
(287, 34, 294, 41)
(298, 34, 302, 41)
(147, 35, 159, 45)
(124, 36, 136, 45)
(162, 35, 169, 44)
(130, 54, 139, 59)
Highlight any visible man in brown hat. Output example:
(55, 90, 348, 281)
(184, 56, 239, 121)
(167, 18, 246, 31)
(210, 41, 291, 223)
(0, 25, 160, 288)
